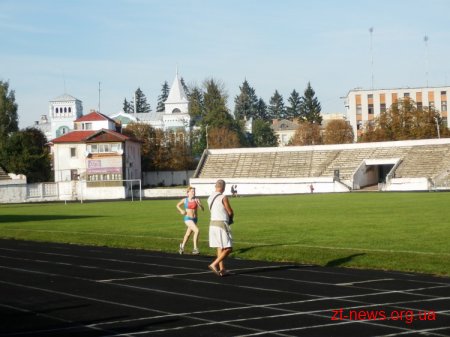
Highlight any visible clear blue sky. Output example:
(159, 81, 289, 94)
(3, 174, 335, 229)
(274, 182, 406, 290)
(1, 0, 449, 128)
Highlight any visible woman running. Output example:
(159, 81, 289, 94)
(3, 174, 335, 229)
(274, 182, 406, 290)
(176, 186, 204, 255)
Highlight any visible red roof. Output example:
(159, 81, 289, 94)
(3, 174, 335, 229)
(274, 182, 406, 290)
(51, 129, 133, 144)
(74, 111, 115, 123)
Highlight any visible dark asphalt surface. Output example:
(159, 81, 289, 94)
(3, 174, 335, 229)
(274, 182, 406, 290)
(0, 239, 448, 336)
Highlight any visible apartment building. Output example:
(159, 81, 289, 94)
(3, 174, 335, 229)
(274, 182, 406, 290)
(344, 86, 449, 140)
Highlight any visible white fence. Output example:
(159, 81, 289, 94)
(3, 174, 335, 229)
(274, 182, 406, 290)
(0, 180, 142, 204)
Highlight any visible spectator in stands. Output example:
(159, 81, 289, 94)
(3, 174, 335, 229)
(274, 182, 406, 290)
(208, 179, 234, 277)
(176, 186, 204, 255)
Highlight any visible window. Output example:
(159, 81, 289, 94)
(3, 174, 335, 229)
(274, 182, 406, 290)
(441, 91, 447, 95)
(380, 103, 386, 113)
(429, 101, 435, 109)
(356, 104, 362, 115)
(404, 93, 410, 98)
(64, 107, 67, 113)
(87, 143, 122, 153)
(68, 107, 72, 113)
(417, 102, 423, 110)
(368, 104, 374, 114)
(367, 94, 373, 99)
(442, 101, 447, 112)
(83, 123, 92, 130)
(70, 148, 76, 157)
(55, 107, 59, 113)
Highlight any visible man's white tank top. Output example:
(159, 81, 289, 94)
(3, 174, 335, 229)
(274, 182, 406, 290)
(208, 192, 229, 221)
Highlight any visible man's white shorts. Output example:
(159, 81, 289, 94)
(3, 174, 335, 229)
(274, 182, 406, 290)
(209, 221, 232, 248)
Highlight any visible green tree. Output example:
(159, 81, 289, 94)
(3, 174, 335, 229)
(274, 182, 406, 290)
(286, 89, 302, 120)
(252, 119, 278, 147)
(122, 98, 134, 114)
(234, 80, 258, 121)
(156, 81, 170, 113)
(188, 86, 204, 126)
(0, 81, 19, 141)
(180, 77, 189, 97)
(299, 82, 322, 124)
(131, 87, 151, 114)
(255, 97, 268, 120)
(1, 128, 51, 182)
(268, 90, 286, 120)
(202, 79, 233, 128)
(360, 97, 449, 142)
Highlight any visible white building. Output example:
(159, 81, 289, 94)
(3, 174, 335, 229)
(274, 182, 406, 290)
(50, 112, 141, 184)
(271, 119, 299, 146)
(109, 71, 190, 131)
(162, 71, 190, 130)
(344, 86, 449, 140)
(33, 93, 84, 141)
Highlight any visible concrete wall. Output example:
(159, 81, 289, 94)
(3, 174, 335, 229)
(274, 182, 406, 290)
(383, 177, 430, 191)
(143, 170, 194, 187)
(142, 188, 186, 199)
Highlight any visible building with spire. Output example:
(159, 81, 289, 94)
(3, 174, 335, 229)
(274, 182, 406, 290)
(108, 70, 190, 131)
(162, 70, 190, 130)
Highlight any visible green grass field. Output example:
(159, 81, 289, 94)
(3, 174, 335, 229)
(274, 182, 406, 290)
(0, 192, 449, 276)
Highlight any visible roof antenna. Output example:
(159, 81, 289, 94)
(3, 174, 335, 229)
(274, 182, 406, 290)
(424, 35, 429, 87)
(369, 27, 374, 90)
(62, 70, 67, 94)
(98, 81, 101, 113)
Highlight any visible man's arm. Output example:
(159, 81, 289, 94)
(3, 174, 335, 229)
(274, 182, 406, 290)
(222, 196, 234, 217)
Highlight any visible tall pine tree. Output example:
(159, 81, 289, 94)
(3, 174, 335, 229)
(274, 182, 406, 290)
(268, 90, 286, 120)
(255, 97, 268, 120)
(131, 87, 151, 114)
(234, 80, 258, 121)
(188, 86, 204, 126)
(299, 82, 322, 124)
(122, 98, 134, 114)
(156, 81, 170, 113)
(286, 89, 302, 120)
(180, 77, 189, 97)
(202, 79, 233, 128)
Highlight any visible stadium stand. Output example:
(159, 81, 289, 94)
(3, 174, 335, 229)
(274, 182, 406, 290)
(190, 138, 450, 195)
(0, 165, 11, 181)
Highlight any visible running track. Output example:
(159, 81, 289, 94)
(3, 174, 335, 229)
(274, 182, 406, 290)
(0, 239, 449, 336)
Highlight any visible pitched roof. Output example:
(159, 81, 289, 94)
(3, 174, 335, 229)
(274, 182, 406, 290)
(50, 93, 80, 102)
(51, 129, 133, 144)
(75, 111, 115, 123)
(165, 72, 188, 104)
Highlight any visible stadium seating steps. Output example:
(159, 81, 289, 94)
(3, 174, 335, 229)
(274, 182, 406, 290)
(0, 166, 11, 180)
(195, 143, 450, 181)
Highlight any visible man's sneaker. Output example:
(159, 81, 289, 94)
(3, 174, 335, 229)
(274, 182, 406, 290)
(178, 244, 184, 255)
(192, 248, 199, 255)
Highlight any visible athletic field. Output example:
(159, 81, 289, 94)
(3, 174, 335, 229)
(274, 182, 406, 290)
(0, 192, 449, 276)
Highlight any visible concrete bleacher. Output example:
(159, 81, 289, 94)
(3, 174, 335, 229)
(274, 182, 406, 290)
(191, 138, 450, 194)
(0, 166, 11, 181)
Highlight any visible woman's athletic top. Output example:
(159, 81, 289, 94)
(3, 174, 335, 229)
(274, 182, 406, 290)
(184, 198, 198, 223)
(184, 198, 198, 210)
